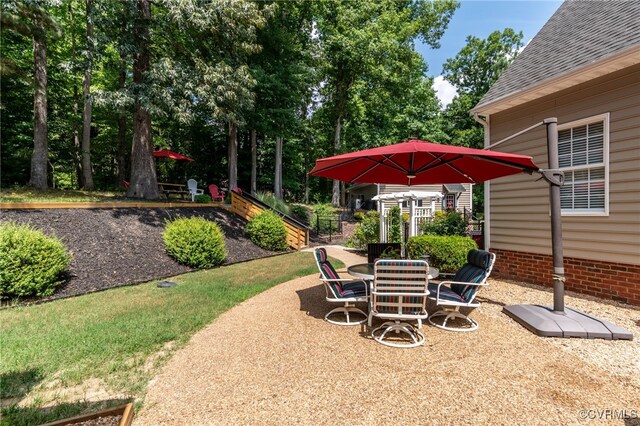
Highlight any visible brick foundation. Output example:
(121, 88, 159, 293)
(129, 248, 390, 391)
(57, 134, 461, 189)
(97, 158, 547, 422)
(491, 248, 640, 306)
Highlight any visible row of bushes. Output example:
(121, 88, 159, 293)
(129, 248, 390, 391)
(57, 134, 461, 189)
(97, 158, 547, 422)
(1, 207, 291, 299)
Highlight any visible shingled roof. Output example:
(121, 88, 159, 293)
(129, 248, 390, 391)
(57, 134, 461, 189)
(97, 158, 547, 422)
(474, 0, 640, 113)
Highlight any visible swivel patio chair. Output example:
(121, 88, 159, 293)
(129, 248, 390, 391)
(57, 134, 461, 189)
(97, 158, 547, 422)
(208, 184, 225, 202)
(428, 249, 496, 332)
(314, 247, 369, 326)
(187, 179, 204, 202)
(369, 259, 430, 348)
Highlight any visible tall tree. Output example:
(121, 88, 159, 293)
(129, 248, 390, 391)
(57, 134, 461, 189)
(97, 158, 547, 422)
(80, 0, 94, 189)
(248, 1, 315, 199)
(2, 2, 59, 189)
(316, 0, 458, 206)
(126, 0, 157, 198)
(29, 3, 50, 189)
(123, 1, 264, 198)
(441, 28, 523, 211)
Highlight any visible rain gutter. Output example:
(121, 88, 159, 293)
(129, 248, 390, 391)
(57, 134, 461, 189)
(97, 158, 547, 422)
(473, 112, 491, 250)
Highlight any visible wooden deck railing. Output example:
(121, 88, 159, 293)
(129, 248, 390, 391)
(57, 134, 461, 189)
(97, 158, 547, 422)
(231, 191, 309, 250)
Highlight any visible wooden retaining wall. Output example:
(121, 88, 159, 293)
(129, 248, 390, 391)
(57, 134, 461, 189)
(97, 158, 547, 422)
(231, 192, 308, 250)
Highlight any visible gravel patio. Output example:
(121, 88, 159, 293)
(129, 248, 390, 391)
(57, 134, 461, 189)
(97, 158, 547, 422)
(135, 246, 639, 425)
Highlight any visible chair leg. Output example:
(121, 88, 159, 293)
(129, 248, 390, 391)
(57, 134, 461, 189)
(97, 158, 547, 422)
(325, 302, 367, 326)
(428, 307, 478, 332)
(371, 320, 425, 348)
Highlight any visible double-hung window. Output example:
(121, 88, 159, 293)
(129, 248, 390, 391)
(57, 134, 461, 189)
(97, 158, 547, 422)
(558, 113, 609, 215)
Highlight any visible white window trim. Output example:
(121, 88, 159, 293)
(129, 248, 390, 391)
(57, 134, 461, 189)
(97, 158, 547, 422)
(558, 112, 610, 217)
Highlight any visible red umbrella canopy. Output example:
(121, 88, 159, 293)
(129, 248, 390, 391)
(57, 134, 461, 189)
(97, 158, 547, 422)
(309, 140, 539, 185)
(153, 149, 193, 161)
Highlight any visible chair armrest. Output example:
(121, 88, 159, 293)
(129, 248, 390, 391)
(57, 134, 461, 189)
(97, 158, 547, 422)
(371, 290, 429, 297)
(439, 280, 490, 287)
(320, 277, 362, 283)
(432, 280, 488, 302)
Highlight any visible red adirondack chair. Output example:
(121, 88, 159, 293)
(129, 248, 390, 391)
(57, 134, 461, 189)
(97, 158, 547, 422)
(209, 184, 225, 202)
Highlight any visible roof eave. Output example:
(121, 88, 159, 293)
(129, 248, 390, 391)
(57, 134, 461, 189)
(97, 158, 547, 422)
(472, 44, 640, 116)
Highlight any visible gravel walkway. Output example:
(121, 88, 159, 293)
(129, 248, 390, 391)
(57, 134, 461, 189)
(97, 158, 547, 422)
(136, 246, 639, 425)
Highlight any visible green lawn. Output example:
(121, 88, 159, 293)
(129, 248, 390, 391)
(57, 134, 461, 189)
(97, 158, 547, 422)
(0, 252, 341, 425)
(0, 188, 126, 203)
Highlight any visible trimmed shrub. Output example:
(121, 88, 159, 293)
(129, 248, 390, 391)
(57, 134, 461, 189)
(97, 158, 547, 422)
(346, 210, 380, 249)
(0, 221, 72, 298)
(246, 210, 288, 251)
(194, 194, 212, 203)
(352, 211, 365, 221)
(163, 217, 227, 268)
(406, 235, 477, 273)
(421, 210, 468, 236)
(310, 203, 338, 233)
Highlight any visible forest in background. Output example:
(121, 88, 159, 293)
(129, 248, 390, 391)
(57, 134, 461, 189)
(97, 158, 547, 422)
(1, 0, 523, 207)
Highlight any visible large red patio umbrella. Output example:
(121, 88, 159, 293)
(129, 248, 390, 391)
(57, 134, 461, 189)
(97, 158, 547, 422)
(153, 148, 193, 162)
(309, 140, 539, 185)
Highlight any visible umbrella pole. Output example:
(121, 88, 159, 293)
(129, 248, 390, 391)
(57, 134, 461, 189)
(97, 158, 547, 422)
(544, 118, 565, 313)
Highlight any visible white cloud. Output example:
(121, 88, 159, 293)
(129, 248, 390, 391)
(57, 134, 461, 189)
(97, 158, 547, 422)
(432, 76, 457, 108)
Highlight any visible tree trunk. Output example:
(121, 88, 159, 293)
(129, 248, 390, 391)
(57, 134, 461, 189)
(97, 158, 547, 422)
(274, 135, 283, 199)
(69, 3, 82, 188)
(331, 114, 341, 206)
(73, 85, 82, 188)
(116, 15, 128, 186)
(80, 0, 94, 190)
(250, 129, 257, 194)
(228, 122, 238, 191)
(126, 0, 158, 199)
(29, 11, 48, 190)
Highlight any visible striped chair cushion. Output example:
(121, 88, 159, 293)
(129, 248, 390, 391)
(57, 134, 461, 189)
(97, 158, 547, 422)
(449, 250, 492, 301)
(319, 261, 339, 280)
(338, 280, 368, 298)
(375, 260, 429, 285)
(314, 247, 327, 264)
(329, 280, 367, 298)
(428, 283, 467, 303)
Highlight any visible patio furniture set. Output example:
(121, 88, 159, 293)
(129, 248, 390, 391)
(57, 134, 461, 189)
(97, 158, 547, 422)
(313, 246, 496, 348)
(157, 180, 225, 202)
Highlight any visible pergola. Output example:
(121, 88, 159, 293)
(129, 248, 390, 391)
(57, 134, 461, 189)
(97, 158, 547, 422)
(372, 190, 442, 242)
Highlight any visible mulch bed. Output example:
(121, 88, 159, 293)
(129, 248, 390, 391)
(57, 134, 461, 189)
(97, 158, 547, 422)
(1, 207, 278, 303)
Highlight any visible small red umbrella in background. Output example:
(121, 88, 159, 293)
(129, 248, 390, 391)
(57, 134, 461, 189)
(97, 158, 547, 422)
(152, 148, 193, 162)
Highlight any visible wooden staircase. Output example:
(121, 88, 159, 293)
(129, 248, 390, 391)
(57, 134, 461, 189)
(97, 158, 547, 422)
(230, 191, 309, 250)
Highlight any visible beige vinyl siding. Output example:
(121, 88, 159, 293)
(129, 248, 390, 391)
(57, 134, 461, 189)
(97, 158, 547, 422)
(488, 63, 640, 265)
(380, 184, 472, 214)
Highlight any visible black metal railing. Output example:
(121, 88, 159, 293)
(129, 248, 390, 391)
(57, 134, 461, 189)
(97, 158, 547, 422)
(312, 215, 343, 242)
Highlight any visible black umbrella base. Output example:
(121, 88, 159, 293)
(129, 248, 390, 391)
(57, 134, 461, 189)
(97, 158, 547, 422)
(503, 304, 633, 340)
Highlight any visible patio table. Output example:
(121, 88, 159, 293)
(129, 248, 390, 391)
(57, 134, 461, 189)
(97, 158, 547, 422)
(347, 263, 439, 281)
(158, 182, 189, 200)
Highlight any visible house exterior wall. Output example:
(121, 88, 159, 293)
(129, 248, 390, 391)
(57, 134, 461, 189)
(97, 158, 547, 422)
(348, 184, 378, 209)
(487, 63, 640, 305)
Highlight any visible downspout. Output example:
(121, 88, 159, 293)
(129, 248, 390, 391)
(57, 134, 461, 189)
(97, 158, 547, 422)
(473, 112, 491, 250)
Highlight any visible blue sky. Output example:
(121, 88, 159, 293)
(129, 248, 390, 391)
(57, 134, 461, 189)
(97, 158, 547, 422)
(418, 0, 563, 106)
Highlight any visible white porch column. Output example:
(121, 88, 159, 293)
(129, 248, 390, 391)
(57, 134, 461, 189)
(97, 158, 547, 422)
(409, 199, 416, 237)
(378, 200, 384, 242)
